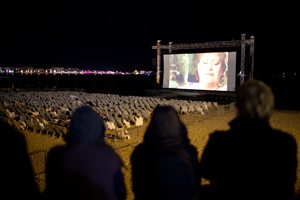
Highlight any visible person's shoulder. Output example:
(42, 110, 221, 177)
(101, 143, 120, 155)
(131, 143, 151, 163)
(271, 129, 296, 145)
(0, 120, 25, 148)
(100, 144, 123, 164)
(48, 145, 67, 156)
(186, 142, 198, 152)
(209, 131, 229, 139)
(205, 131, 231, 147)
(46, 145, 67, 166)
(131, 143, 145, 156)
(184, 144, 198, 161)
(210, 129, 243, 145)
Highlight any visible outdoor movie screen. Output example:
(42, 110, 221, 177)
(162, 52, 236, 91)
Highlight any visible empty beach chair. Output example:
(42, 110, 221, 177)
(122, 114, 129, 121)
(106, 121, 116, 130)
(135, 116, 143, 127)
(25, 119, 35, 132)
(213, 102, 218, 108)
(194, 105, 203, 114)
(188, 104, 195, 112)
(108, 116, 115, 124)
(33, 121, 43, 134)
(116, 129, 130, 140)
(115, 117, 123, 128)
(58, 125, 68, 136)
(123, 119, 131, 128)
(141, 110, 150, 121)
(129, 114, 136, 124)
(181, 105, 188, 115)
(201, 102, 208, 111)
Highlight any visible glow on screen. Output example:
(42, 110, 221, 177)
(162, 52, 236, 92)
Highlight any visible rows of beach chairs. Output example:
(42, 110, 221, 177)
(0, 91, 216, 138)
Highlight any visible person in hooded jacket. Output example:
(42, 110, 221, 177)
(43, 106, 126, 200)
(131, 106, 199, 200)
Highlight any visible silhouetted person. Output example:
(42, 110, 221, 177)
(0, 120, 41, 199)
(43, 106, 126, 200)
(131, 106, 199, 200)
(199, 79, 297, 200)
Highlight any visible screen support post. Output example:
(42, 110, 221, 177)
(156, 40, 161, 84)
(240, 34, 246, 85)
(169, 42, 172, 53)
(250, 35, 255, 79)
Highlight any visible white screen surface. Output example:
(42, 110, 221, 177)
(162, 52, 236, 91)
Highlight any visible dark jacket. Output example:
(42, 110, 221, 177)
(0, 120, 41, 200)
(131, 106, 199, 200)
(43, 106, 125, 200)
(199, 117, 297, 200)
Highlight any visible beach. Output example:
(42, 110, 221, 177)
(23, 107, 300, 199)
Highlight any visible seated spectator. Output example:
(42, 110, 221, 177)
(43, 106, 126, 200)
(198, 79, 297, 200)
(131, 106, 199, 200)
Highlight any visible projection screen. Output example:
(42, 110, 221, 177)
(162, 52, 236, 91)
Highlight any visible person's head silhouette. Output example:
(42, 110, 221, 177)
(235, 79, 274, 120)
(65, 106, 106, 145)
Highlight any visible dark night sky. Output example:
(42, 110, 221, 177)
(0, 2, 297, 75)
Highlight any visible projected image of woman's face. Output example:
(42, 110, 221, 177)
(198, 53, 224, 90)
(163, 52, 234, 91)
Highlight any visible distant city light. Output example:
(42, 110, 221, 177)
(0, 67, 154, 76)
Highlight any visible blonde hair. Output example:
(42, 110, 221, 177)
(236, 79, 274, 119)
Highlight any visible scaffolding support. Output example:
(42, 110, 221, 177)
(250, 35, 255, 79)
(169, 42, 172, 53)
(240, 34, 246, 85)
(156, 40, 161, 84)
(152, 34, 255, 85)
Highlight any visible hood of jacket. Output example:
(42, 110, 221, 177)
(65, 106, 106, 145)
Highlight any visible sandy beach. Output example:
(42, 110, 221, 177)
(23, 106, 300, 200)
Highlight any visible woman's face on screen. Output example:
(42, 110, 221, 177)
(198, 53, 224, 89)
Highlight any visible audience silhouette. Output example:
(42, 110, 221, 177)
(131, 106, 199, 200)
(198, 79, 297, 200)
(43, 106, 126, 200)
(0, 120, 41, 199)
(1, 81, 298, 200)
